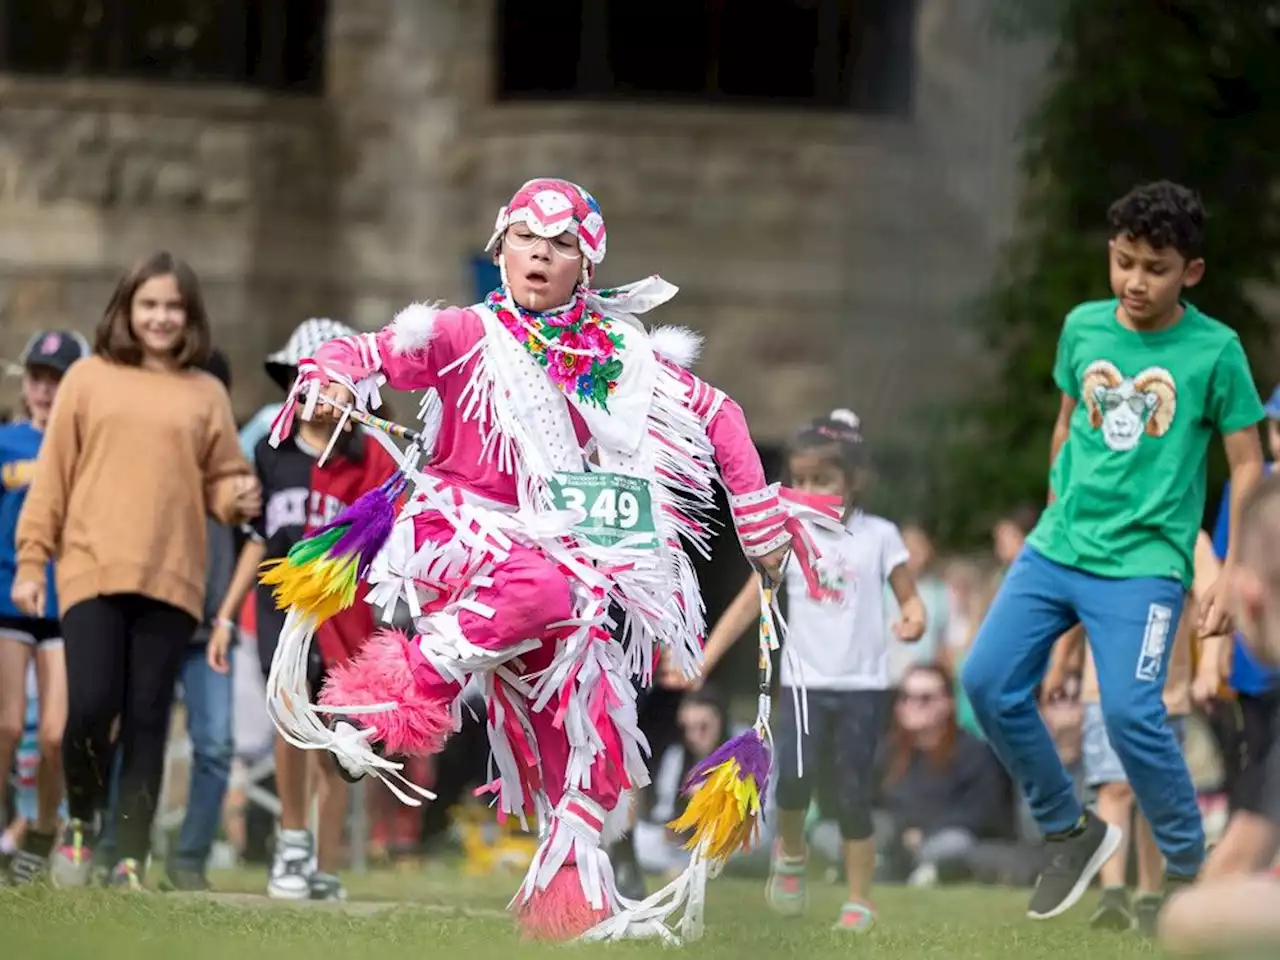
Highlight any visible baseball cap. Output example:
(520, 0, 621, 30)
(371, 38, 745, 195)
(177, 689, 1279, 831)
(19, 330, 90, 375)
(1266, 385, 1280, 420)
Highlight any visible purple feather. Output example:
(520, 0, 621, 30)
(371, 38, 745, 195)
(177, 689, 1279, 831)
(316, 473, 406, 577)
(682, 728, 772, 798)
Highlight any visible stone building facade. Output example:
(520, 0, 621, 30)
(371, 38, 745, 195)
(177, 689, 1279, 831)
(0, 0, 1047, 445)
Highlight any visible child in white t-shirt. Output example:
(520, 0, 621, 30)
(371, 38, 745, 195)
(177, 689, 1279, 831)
(675, 409, 926, 932)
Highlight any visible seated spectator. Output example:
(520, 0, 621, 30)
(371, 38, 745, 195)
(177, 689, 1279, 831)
(876, 664, 1016, 885)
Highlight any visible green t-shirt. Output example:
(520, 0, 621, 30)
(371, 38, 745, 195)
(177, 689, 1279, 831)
(1028, 299, 1264, 586)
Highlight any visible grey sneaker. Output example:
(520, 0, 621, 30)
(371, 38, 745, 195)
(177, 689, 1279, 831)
(267, 829, 315, 900)
(309, 872, 347, 901)
(1089, 886, 1134, 930)
(1134, 893, 1163, 938)
(161, 864, 210, 892)
(50, 819, 95, 889)
(7, 829, 55, 886)
(1028, 811, 1122, 920)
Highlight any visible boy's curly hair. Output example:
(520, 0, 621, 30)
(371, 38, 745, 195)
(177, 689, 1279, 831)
(1107, 180, 1206, 259)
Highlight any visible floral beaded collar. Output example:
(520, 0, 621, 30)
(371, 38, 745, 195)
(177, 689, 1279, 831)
(485, 288, 626, 412)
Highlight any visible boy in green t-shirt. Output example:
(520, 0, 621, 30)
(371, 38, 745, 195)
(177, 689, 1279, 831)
(961, 181, 1266, 924)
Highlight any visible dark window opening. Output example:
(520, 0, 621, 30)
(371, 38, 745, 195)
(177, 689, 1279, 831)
(497, 0, 916, 115)
(0, 0, 328, 95)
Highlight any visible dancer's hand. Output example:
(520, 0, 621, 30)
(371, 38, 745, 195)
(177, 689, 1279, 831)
(313, 382, 355, 429)
(758, 544, 790, 586)
(10, 579, 44, 617)
(207, 620, 235, 674)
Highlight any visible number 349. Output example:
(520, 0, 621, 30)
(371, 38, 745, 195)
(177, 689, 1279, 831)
(561, 487, 642, 529)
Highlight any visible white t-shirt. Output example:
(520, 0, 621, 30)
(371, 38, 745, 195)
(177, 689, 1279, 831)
(779, 511, 910, 692)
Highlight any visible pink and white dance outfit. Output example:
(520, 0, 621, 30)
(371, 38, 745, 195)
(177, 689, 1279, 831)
(264, 179, 808, 941)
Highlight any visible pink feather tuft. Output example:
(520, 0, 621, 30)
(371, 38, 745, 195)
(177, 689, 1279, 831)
(318, 628, 453, 756)
(512, 864, 611, 941)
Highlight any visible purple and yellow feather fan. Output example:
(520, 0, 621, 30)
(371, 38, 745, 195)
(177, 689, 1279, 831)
(259, 407, 421, 622)
(668, 584, 778, 864)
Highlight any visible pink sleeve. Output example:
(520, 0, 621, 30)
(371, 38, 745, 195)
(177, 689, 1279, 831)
(270, 305, 471, 446)
(319, 304, 467, 392)
(672, 362, 790, 558)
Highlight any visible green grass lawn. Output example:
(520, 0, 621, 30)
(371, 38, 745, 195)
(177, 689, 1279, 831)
(0, 867, 1160, 960)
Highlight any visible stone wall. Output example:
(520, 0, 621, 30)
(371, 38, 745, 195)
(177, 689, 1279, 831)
(0, 75, 343, 418)
(0, 0, 1048, 444)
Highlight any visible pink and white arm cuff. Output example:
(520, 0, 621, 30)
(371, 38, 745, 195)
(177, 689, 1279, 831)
(267, 334, 386, 447)
(730, 484, 791, 557)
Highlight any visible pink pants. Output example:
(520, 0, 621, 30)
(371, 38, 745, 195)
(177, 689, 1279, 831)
(321, 513, 623, 813)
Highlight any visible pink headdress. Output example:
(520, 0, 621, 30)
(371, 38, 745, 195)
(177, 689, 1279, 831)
(485, 178, 608, 272)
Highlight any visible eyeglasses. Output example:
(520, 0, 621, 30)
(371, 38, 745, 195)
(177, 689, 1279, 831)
(899, 691, 945, 705)
(504, 229, 582, 260)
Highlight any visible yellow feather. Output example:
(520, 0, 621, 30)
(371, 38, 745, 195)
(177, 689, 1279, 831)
(258, 555, 358, 623)
(667, 760, 764, 864)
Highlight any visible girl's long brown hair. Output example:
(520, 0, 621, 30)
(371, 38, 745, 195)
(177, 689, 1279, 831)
(884, 662, 960, 785)
(95, 251, 211, 368)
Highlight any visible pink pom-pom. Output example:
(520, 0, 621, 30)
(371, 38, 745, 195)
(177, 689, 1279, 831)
(512, 864, 612, 941)
(319, 629, 452, 755)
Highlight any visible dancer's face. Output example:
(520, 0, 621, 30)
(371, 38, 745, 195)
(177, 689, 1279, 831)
(502, 226, 582, 312)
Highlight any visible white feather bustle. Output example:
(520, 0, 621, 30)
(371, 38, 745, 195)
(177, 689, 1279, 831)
(389, 302, 442, 356)
(601, 791, 635, 846)
(648, 326, 704, 369)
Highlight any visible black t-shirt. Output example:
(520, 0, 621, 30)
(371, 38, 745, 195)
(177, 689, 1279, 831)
(250, 430, 392, 648)
(252, 434, 318, 649)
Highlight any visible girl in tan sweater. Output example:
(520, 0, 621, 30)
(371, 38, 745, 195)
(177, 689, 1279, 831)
(11, 251, 259, 890)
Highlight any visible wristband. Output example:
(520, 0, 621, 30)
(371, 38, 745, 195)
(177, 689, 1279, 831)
(214, 617, 237, 632)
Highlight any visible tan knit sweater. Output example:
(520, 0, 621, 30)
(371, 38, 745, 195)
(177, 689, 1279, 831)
(15, 355, 252, 620)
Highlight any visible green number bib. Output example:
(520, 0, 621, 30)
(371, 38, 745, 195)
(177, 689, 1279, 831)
(549, 471, 657, 549)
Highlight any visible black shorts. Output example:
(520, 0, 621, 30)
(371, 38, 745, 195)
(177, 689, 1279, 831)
(774, 687, 891, 841)
(1233, 690, 1280, 819)
(0, 613, 61, 646)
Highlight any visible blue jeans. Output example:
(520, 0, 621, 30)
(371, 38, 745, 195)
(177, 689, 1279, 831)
(961, 547, 1204, 877)
(99, 647, 233, 870)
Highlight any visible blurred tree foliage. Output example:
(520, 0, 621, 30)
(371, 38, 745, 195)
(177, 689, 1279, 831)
(933, 0, 1280, 550)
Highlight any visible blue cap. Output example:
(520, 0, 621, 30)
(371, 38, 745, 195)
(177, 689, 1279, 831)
(1266, 385, 1280, 420)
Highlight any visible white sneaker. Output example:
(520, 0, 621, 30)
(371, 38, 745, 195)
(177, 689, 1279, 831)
(908, 862, 939, 888)
(267, 829, 315, 900)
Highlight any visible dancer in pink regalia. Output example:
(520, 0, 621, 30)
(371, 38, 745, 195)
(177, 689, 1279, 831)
(261, 178, 830, 942)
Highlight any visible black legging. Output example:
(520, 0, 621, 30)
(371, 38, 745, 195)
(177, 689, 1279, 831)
(62, 594, 195, 862)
